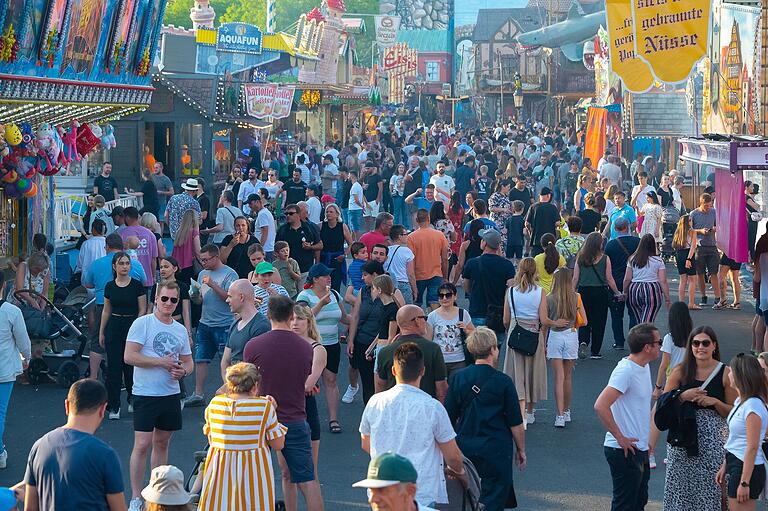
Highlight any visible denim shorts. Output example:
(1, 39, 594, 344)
(348, 209, 363, 231)
(282, 421, 315, 483)
(194, 323, 229, 362)
(397, 281, 414, 305)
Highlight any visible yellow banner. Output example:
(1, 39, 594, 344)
(606, 0, 654, 92)
(632, 0, 711, 83)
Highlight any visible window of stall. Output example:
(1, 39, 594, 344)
(179, 123, 204, 177)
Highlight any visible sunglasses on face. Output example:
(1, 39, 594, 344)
(691, 339, 712, 348)
(159, 296, 179, 304)
(286, 211, 297, 216)
(438, 292, 454, 298)
(411, 315, 428, 321)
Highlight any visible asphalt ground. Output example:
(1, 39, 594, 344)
(0, 266, 758, 510)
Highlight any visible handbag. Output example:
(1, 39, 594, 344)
(477, 258, 505, 332)
(506, 288, 540, 357)
(575, 293, 587, 328)
(459, 308, 474, 364)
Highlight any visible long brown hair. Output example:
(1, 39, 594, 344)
(541, 233, 560, 274)
(672, 214, 692, 250)
(678, 325, 721, 387)
(549, 269, 577, 322)
(577, 232, 603, 267)
(175, 209, 199, 245)
(630, 234, 657, 269)
(730, 353, 768, 401)
(513, 257, 538, 293)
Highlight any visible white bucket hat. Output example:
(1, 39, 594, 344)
(141, 465, 190, 505)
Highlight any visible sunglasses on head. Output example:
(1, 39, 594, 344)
(691, 339, 712, 348)
(159, 296, 179, 304)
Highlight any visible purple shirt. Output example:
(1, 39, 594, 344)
(120, 225, 158, 286)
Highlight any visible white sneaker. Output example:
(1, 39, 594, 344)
(649, 454, 657, 469)
(554, 415, 566, 428)
(341, 385, 359, 404)
(128, 498, 143, 511)
(525, 412, 535, 425)
(564, 409, 572, 422)
(0, 450, 7, 469)
(108, 410, 120, 420)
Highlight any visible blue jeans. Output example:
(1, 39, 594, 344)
(341, 208, 349, 225)
(194, 323, 229, 362)
(416, 276, 443, 308)
(348, 209, 363, 232)
(392, 195, 406, 227)
(0, 382, 13, 451)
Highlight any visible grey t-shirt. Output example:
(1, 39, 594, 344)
(152, 174, 173, 208)
(25, 427, 124, 511)
(226, 313, 271, 363)
(690, 207, 717, 247)
(199, 265, 238, 327)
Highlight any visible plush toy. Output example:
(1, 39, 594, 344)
(18, 122, 33, 149)
(4, 124, 21, 147)
(60, 120, 80, 163)
(50, 125, 66, 169)
(34, 123, 58, 174)
(1, 169, 18, 183)
(76, 123, 101, 157)
(0, 125, 8, 159)
(101, 124, 116, 149)
(23, 181, 37, 198)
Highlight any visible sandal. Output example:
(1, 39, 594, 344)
(687, 304, 702, 310)
(329, 420, 342, 434)
(730, 302, 741, 310)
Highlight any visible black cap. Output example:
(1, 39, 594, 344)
(540, 186, 552, 196)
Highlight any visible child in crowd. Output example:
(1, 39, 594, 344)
(344, 241, 368, 305)
(505, 200, 526, 262)
(366, 274, 399, 363)
(272, 241, 301, 298)
(125, 236, 140, 262)
(246, 243, 282, 286)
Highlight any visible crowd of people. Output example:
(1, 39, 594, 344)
(0, 117, 765, 511)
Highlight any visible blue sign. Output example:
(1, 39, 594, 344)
(217, 23, 263, 55)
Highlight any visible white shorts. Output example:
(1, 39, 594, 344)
(547, 328, 578, 360)
(364, 200, 380, 218)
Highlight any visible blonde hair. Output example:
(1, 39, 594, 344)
(372, 274, 395, 296)
(467, 327, 497, 359)
(550, 269, 577, 322)
(293, 304, 321, 343)
(175, 210, 199, 245)
(513, 257, 538, 293)
(125, 236, 140, 250)
(141, 212, 161, 233)
(604, 184, 619, 202)
(225, 362, 261, 394)
(672, 214, 691, 250)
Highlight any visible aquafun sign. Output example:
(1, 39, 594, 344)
(217, 23, 263, 55)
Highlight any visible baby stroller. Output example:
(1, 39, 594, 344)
(15, 286, 93, 388)
(661, 205, 681, 262)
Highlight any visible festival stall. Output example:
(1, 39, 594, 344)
(0, 0, 167, 256)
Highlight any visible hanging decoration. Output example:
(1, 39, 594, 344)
(301, 89, 322, 110)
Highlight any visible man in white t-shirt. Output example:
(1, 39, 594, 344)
(250, 193, 276, 259)
(594, 323, 660, 511)
(306, 185, 323, 226)
(124, 281, 193, 511)
(385, 224, 417, 304)
(600, 155, 623, 188)
(321, 153, 339, 196)
(429, 162, 454, 206)
(347, 171, 367, 239)
(630, 171, 656, 213)
(237, 168, 266, 215)
(206, 190, 243, 245)
(360, 342, 466, 507)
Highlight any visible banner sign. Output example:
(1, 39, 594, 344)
(606, 0, 654, 92)
(217, 23, 263, 55)
(381, 43, 418, 74)
(272, 86, 295, 119)
(585, 107, 608, 168)
(375, 15, 401, 47)
(244, 84, 277, 118)
(631, 0, 711, 83)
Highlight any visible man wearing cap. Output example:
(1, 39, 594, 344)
(362, 342, 463, 508)
(525, 187, 560, 256)
(353, 453, 437, 511)
(462, 229, 516, 331)
(237, 167, 266, 215)
(252, 262, 289, 317)
(277, 203, 323, 278)
(164, 179, 201, 241)
(93, 162, 119, 203)
(604, 217, 641, 350)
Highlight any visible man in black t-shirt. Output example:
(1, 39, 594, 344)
(284, 169, 308, 206)
(276, 203, 322, 274)
(525, 187, 560, 256)
(93, 162, 118, 202)
(509, 174, 534, 216)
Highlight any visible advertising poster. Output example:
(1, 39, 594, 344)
(60, 0, 108, 74)
(39, 0, 70, 62)
(272, 86, 295, 119)
(374, 15, 400, 47)
(585, 107, 608, 167)
(244, 83, 277, 119)
(704, 2, 760, 135)
(606, 0, 654, 92)
(632, 0, 712, 83)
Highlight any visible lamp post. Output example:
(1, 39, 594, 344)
(513, 72, 523, 122)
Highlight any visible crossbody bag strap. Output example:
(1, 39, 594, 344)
(458, 369, 497, 415)
(589, 258, 608, 287)
(615, 237, 630, 257)
(509, 287, 518, 322)
(699, 362, 723, 391)
(385, 245, 401, 272)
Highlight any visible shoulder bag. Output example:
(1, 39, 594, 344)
(477, 257, 505, 332)
(506, 288, 540, 357)
(459, 308, 474, 364)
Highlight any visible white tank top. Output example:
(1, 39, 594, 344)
(508, 285, 542, 321)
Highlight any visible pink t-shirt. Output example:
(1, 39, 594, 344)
(171, 229, 199, 272)
(120, 225, 159, 286)
(360, 230, 387, 259)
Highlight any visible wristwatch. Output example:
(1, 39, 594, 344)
(740, 481, 750, 488)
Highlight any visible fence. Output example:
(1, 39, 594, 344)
(53, 194, 138, 246)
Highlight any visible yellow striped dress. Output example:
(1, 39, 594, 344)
(199, 395, 287, 511)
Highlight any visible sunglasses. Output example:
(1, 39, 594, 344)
(286, 211, 297, 216)
(691, 339, 712, 348)
(159, 296, 179, 304)
(410, 315, 428, 321)
(438, 292, 454, 298)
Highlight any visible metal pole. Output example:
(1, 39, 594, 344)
(498, 51, 504, 122)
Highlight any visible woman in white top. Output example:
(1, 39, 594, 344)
(389, 163, 407, 227)
(717, 353, 768, 509)
(639, 190, 664, 245)
(384, 225, 417, 305)
(502, 258, 566, 426)
(426, 282, 475, 378)
(623, 234, 671, 326)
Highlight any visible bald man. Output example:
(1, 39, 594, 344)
(220, 279, 270, 380)
(374, 305, 448, 401)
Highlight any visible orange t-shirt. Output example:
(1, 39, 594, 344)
(407, 227, 448, 281)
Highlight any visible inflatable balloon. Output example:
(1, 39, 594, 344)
(16, 177, 31, 194)
(4, 124, 21, 147)
(23, 181, 37, 197)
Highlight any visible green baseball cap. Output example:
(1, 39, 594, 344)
(255, 262, 274, 274)
(352, 452, 418, 489)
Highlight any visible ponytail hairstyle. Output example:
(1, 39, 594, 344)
(540, 233, 560, 274)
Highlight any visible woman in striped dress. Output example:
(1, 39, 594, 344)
(199, 362, 287, 511)
(623, 234, 672, 327)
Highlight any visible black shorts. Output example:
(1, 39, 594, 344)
(720, 254, 743, 271)
(726, 452, 766, 499)
(675, 249, 696, 276)
(507, 245, 523, 259)
(325, 343, 341, 374)
(133, 394, 182, 432)
(305, 395, 320, 441)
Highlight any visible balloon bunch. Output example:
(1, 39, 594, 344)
(0, 121, 117, 199)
